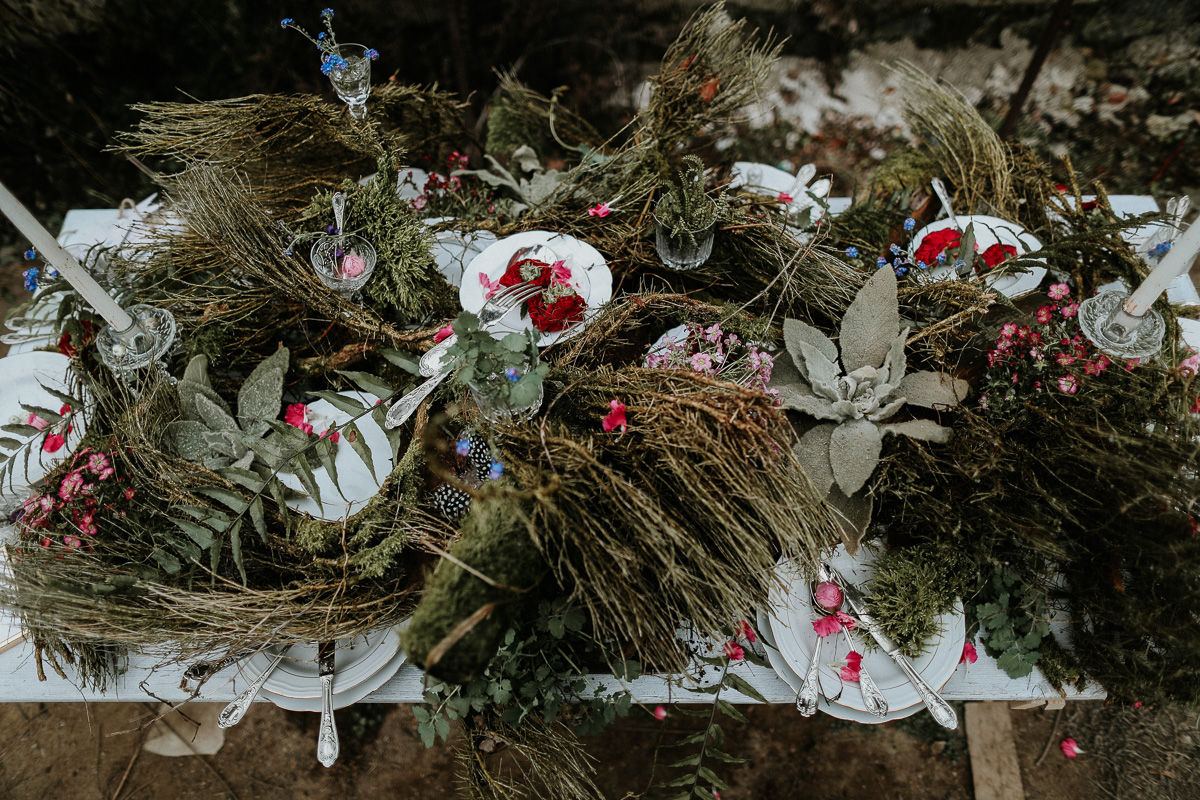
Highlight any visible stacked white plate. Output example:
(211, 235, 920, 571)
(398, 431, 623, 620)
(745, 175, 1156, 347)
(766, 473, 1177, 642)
(762, 545, 965, 723)
(236, 625, 406, 712)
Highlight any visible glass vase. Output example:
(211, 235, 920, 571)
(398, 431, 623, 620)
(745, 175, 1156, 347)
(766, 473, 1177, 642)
(326, 44, 372, 121)
(655, 198, 716, 271)
(310, 234, 377, 302)
(468, 370, 544, 425)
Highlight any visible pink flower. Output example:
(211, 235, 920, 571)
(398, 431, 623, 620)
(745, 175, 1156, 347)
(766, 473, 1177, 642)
(653, 706, 667, 721)
(704, 324, 723, 343)
(1055, 352, 1075, 367)
(550, 260, 573, 284)
(479, 271, 502, 300)
(735, 619, 756, 643)
(433, 325, 454, 343)
(25, 412, 49, 432)
(812, 615, 843, 638)
(689, 352, 714, 373)
(1125, 358, 1139, 372)
(777, 192, 793, 204)
(42, 433, 66, 453)
(587, 202, 612, 217)
(285, 403, 314, 435)
(960, 641, 977, 664)
(831, 651, 862, 682)
(1036, 306, 1055, 324)
(62, 535, 81, 549)
(1060, 302, 1079, 318)
(1134, 701, 1143, 708)
(339, 253, 367, 278)
(124, 488, 136, 500)
(723, 641, 745, 661)
(1179, 351, 1200, 378)
(813, 581, 842, 610)
(1048, 283, 1070, 300)
(602, 399, 627, 433)
(412, 195, 428, 211)
(1060, 738, 1083, 758)
(87, 453, 110, 475)
(1058, 375, 1078, 395)
(835, 611, 857, 631)
(320, 428, 341, 444)
(39, 537, 50, 548)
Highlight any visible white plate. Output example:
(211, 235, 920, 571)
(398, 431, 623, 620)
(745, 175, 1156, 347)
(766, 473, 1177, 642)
(396, 168, 430, 201)
(0, 353, 86, 495)
(459, 230, 613, 347)
(910, 215, 1046, 299)
(424, 217, 498, 288)
(730, 161, 831, 225)
(757, 608, 925, 723)
(275, 392, 393, 521)
(768, 545, 965, 716)
(237, 625, 405, 711)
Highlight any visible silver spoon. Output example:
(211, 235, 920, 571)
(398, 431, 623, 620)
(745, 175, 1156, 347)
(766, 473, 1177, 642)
(809, 575, 888, 718)
(217, 649, 288, 728)
(331, 191, 346, 241)
(795, 579, 832, 716)
(930, 177, 960, 231)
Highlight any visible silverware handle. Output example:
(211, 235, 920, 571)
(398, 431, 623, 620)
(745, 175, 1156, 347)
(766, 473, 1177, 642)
(419, 336, 455, 377)
(795, 635, 822, 717)
(856, 661, 889, 717)
(332, 192, 346, 233)
(217, 651, 286, 729)
(931, 177, 959, 229)
(384, 370, 449, 429)
(893, 652, 958, 729)
(317, 673, 339, 767)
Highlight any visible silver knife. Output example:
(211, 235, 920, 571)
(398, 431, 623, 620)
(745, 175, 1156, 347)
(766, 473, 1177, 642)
(316, 641, 340, 767)
(825, 563, 959, 730)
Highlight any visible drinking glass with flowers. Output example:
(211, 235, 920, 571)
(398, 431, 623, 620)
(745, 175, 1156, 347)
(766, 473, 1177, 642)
(445, 312, 549, 424)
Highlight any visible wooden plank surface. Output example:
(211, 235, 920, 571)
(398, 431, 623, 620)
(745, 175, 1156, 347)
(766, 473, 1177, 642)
(965, 701, 1026, 800)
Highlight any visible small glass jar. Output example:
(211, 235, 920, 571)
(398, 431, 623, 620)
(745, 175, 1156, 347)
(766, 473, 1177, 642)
(310, 234, 377, 300)
(655, 198, 717, 271)
(468, 369, 544, 425)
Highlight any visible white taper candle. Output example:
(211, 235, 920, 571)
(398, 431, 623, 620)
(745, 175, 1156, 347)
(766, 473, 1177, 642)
(1123, 215, 1200, 317)
(0, 180, 134, 331)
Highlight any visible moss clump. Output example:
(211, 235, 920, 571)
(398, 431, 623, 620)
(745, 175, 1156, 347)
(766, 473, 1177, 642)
(486, 89, 545, 161)
(403, 493, 547, 684)
(865, 542, 975, 658)
(868, 148, 936, 199)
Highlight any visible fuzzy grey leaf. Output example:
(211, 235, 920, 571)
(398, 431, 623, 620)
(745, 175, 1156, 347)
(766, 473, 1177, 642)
(783, 319, 839, 381)
(826, 484, 874, 555)
(165, 421, 210, 462)
(178, 380, 232, 423)
(791, 336, 840, 391)
(182, 354, 210, 386)
(831, 399, 857, 418)
(881, 419, 953, 443)
(197, 390, 239, 433)
(880, 328, 909, 386)
(809, 378, 841, 403)
(898, 371, 969, 409)
(781, 392, 840, 421)
(840, 267, 899, 373)
(238, 347, 288, 438)
(202, 430, 244, 460)
(829, 418, 882, 496)
(768, 347, 803, 390)
(794, 423, 836, 496)
(511, 145, 542, 174)
(867, 396, 906, 422)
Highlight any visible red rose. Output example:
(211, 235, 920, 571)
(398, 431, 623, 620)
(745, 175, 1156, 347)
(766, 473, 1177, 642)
(499, 258, 552, 288)
(913, 228, 961, 267)
(980, 243, 1017, 271)
(528, 292, 587, 332)
(57, 331, 77, 358)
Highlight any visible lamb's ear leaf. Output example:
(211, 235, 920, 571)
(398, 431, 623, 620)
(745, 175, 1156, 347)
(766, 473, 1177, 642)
(783, 318, 838, 381)
(828, 419, 882, 497)
(898, 371, 969, 409)
(793, 423, 836, 497)
(840, 268, 898, 373)
(881, 419, 953, 443)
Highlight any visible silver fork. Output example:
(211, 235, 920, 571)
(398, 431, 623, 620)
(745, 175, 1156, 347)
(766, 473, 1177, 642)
(389, 283, 543, 429)
(419, 281, 541, 377)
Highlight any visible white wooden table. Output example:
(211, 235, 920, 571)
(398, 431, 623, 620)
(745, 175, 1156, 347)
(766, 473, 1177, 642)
(4, 197, 1180, 707)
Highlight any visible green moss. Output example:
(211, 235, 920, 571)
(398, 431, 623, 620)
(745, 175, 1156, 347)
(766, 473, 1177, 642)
(486, 90, 545, 160)
(869, 148, 936, 198)
(402, 493, 547, 685)
(865, 542, 975, 658)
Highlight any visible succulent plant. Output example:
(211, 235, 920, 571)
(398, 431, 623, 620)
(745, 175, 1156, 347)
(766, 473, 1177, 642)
(772, 268, 968, 551)
(654, 155, 729, 246)
(165, 348, 297, 473)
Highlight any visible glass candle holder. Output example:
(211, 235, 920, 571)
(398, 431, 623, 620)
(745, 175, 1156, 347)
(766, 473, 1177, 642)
(325, 44, 372, 121)
(655, 198, 717, 271)
(310, 234, 377, 301)
(468, 368, 544, 425)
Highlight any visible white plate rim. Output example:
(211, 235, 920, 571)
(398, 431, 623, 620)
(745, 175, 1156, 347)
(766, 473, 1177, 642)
(241, 625, 402, 700)
(261, 641, 408, 712)
(458, 230, 613, 347)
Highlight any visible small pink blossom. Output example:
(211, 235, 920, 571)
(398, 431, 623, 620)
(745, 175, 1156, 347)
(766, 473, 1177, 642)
(479, 271, 502, 300)
(1060, 302, 1079, 318)
(1125, 358, 1139, 372)
(831, 651, 862, 682)
(1058, 375, 1079, 395)
(1001, 323, 1018, 338)
(1048, 283, 1070, 300)
(550, 260, 573, 284)
(433, 325, 454, 343)
(62, 535, 81, 549)
(602, 399, 627, 433)
(1036, 306, 1055, 324)
(723, 641, 745, 661)
(1178, 351, 1200, 378)
(39, 537, 50, 548)
(735, 619, 756, 643)
(87, 453, 110, 475)
(1060, 737, 1083, 758)
(339, 253, 367, 278)
(124, 488, 136, 500)
(285, 403, 314, 435)
(320, 428, 341, 444)
(587, 202, 612, 218)
(412, 195, 428, 211)
(25, 412, 49, 432)
(689, 352, 714, 373)
(960, 641, 977, 664)
(1134, 701, 1143, 708)
(813, 581, 842, 611)
(812, 615, 842, 638)
(777, 192, 793, 204)
(653, 705, 667, 721)
(42, 433, 67, 453)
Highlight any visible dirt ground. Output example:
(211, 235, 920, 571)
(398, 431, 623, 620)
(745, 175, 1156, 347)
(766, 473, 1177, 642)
(0, 699, 1108, 800)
